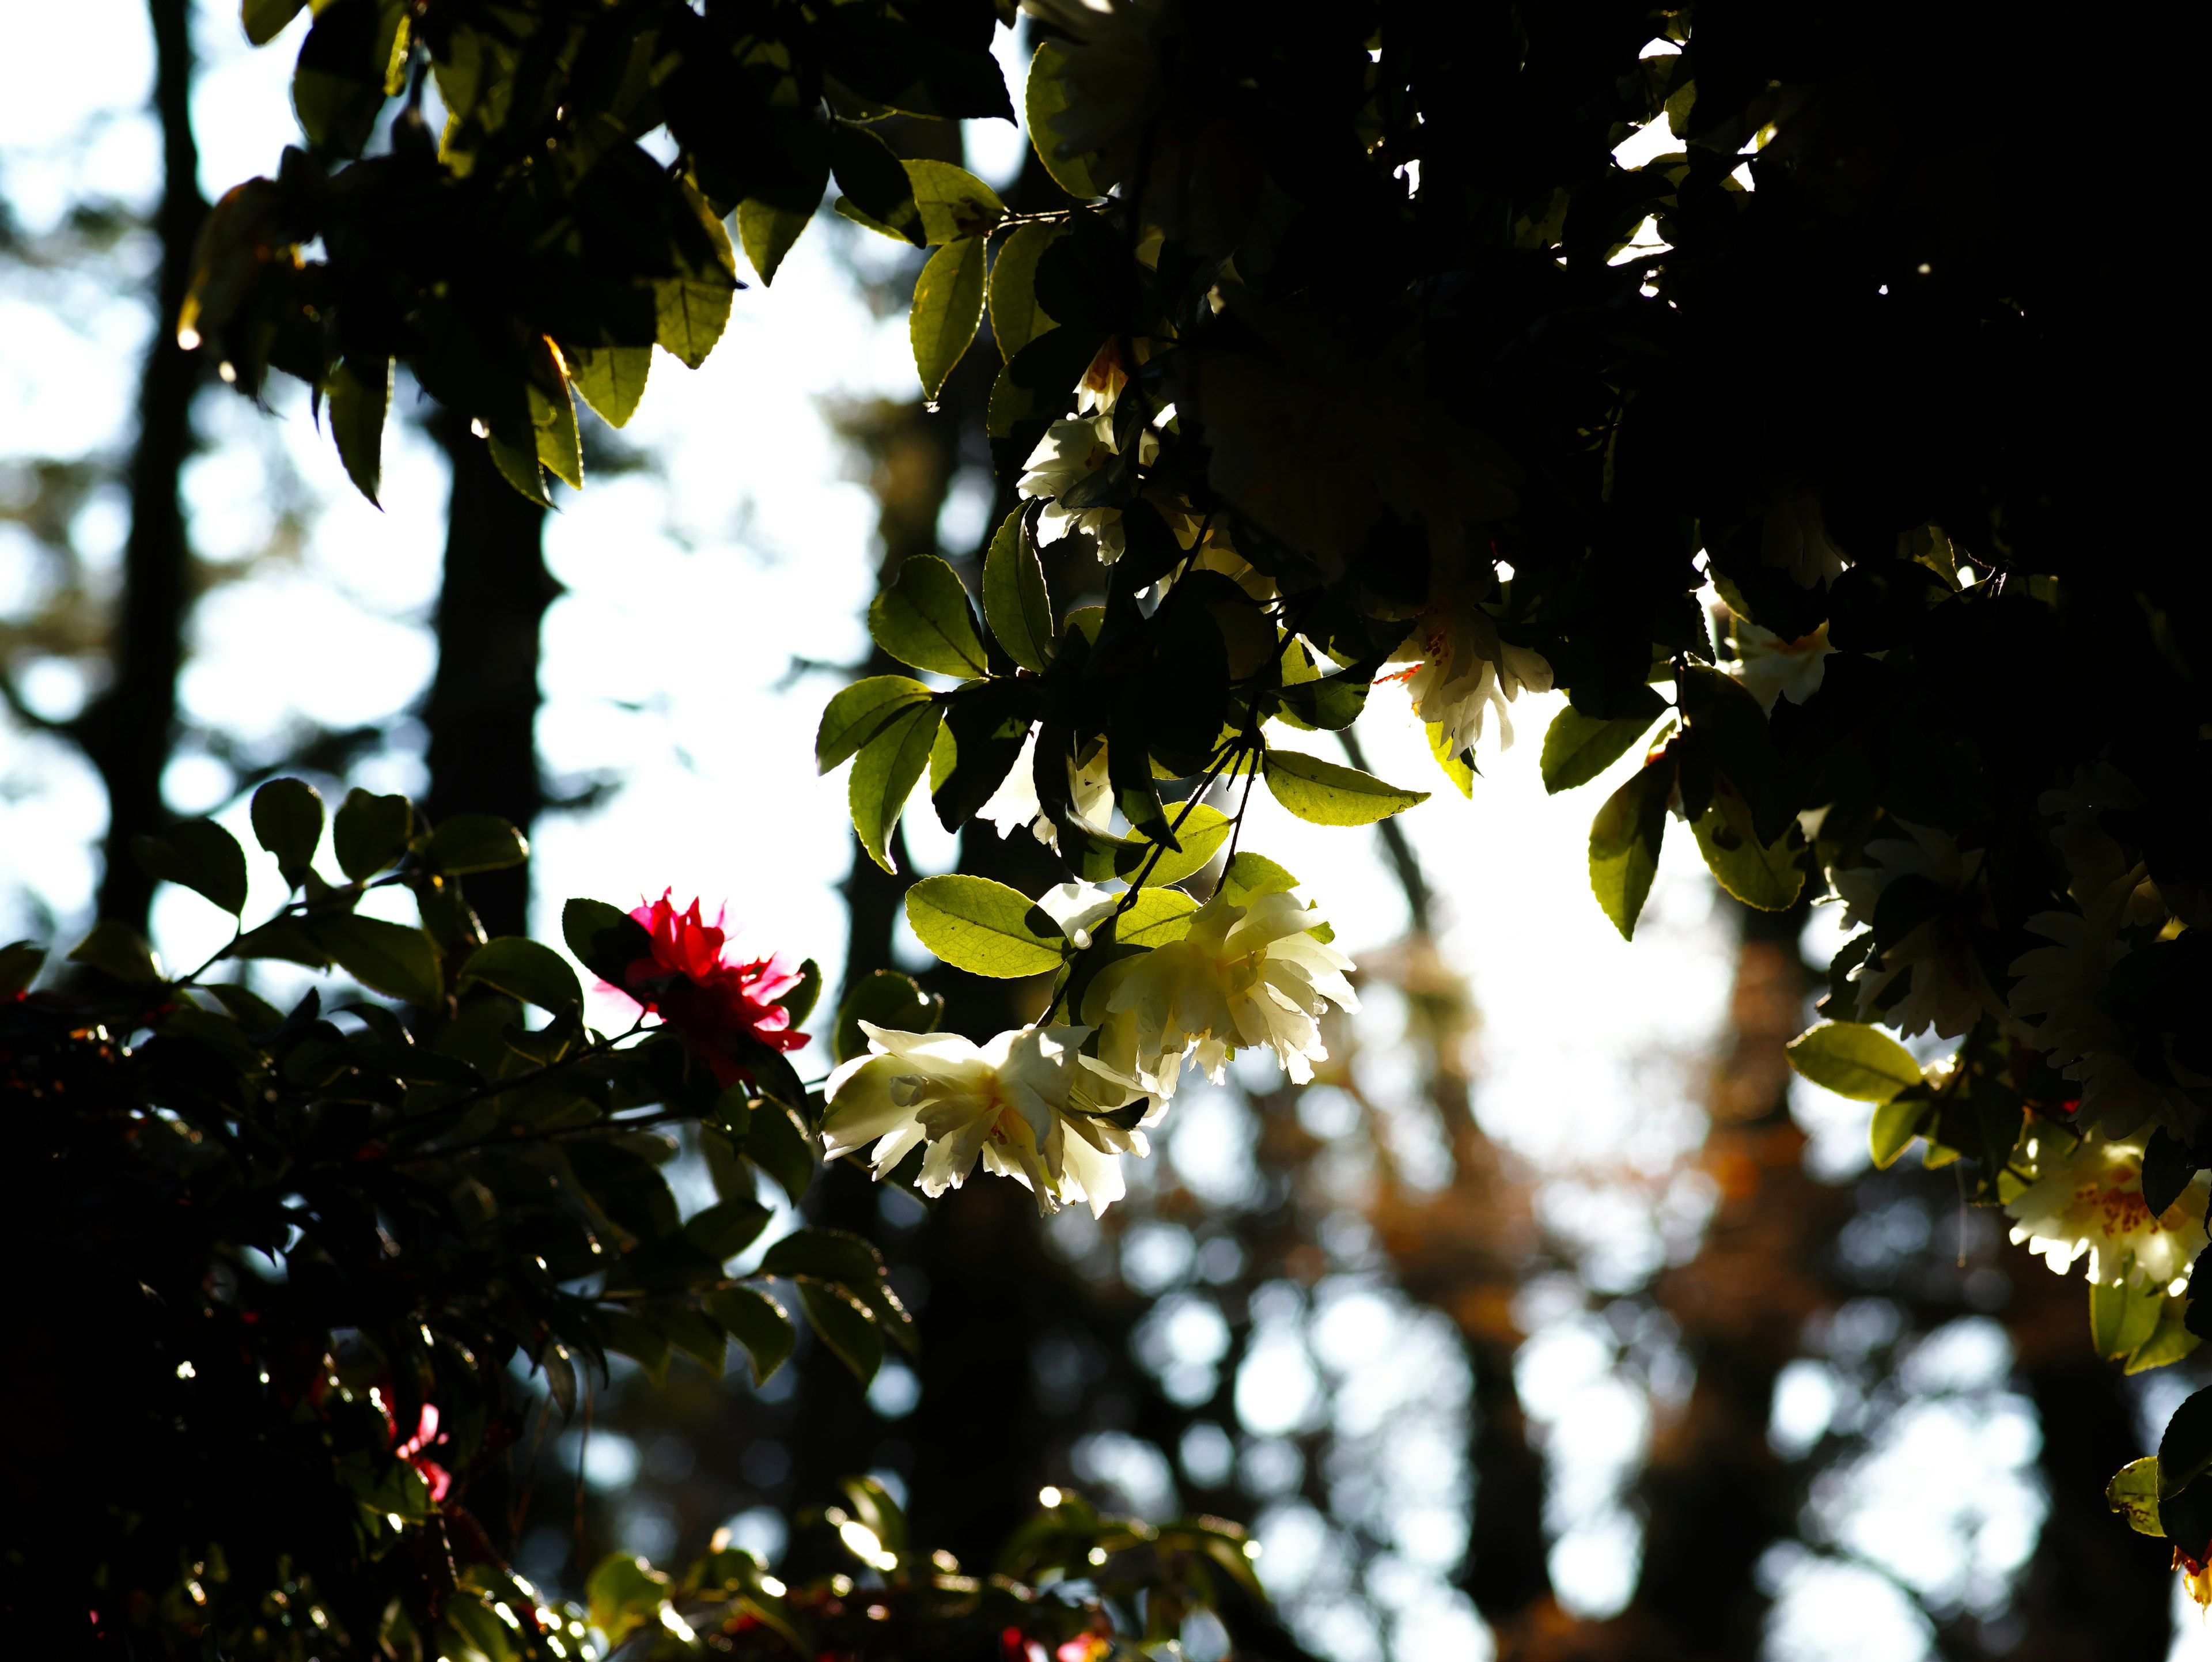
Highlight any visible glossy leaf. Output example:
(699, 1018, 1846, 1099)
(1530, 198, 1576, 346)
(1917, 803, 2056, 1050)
(828, 123, 922, 245)
(682, 1197, 773, 1261)
(2093, 1275, 2165, 1362)
(457, 937, 581, 1016)
(566, 346, 650, 429)
(1868, 1093, 1933, 1168)
(1785, 1022, 1923, 1103)
(832, 968, 942, 1064)
(706, 1285, 795, 1384)
(746, 1101, 818, 1208)
(1217, 853, 1298, 907)
(774, 957, 822, 1028)
(901, 159, 1006, 244)
(243, 0, 306, 47)
(849, 702, 942, 874)
(760, 1226, 885, 1288)
(798, 1281, 884, 1382)
(427, 813, 528, 874)
(906, 874, 1068, 978)
(982, 509, 1054, 671)
(325, 355, 389, 505)
(988, 221, 1065, 363)
(1263, 748, 1429, 827)
(1691, 788, 1807, 910)
(1064, 804, 1233, 889)
(332, 788, 413, 881)
(587, 1555, 671, 1653)
(910, 235, 987, 404)
(133, 818, 249, 915)
(68, 921, 162, 985)
(737, 198, 812, 286)
(1587, 759, 1671, 941)
(562, 898, 653, 987)
(1113, 887, 1199, 948)
(251, 778, 324, 883)
(313, 914, 443, 1007)
(1540, 702, 1664, 794)
(870, 555, 988, 679)
(817, 675, 935, 775)
(2109, 1457, 2165, 1538)
(1025, 40, 1105, 199)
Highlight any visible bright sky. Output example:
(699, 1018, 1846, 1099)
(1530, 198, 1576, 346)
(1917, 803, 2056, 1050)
(0, 7, 2154, 1659)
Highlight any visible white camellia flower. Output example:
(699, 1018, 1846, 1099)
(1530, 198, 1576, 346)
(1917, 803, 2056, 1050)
(2005, 1126, 2209, 1289)
(1832, 820, 2003, 1040)
(821, 1023, 1145, 1218)
(1093, 886, 1359, 1091)
(1391, 585, 1554, 758)
(976, 733, 1113, 852)
(1729, 619, 1836, 713)
(1017, 414, 1160, 562)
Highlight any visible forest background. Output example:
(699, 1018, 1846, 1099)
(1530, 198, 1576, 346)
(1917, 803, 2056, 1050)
(1, 3, 2200, 1659)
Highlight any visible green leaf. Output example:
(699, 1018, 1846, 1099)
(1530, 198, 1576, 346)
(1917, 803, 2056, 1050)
(774, 957, 822, 1028)
(567, 1139, 680, 1241)
(1426, 720, 1476, 798)
(832, 969, 942, 1064)
(243, 0, 307, 47)
(1587, 759, 1671, 941)
(1216, 853, 1298, 907)
(1065, 804, 1233, 889)
(850, 702, 942, 874)
(746, 1101, 819, 1207)
(1691, 786, 1808, 910)
(67, 921, 162, 985)
(312, 913, 444, 1006)
(2130, 1298, 2202, 1375)
(829, 122, 922, 245)
(332, 788, 414, 881)
(1869, 1093, 1933, 1168)
(0, 940, 45, 999)
(982, 509, 1054, 672)
(706, 1285, 795, 1384)
(2143, 1128, 2198, 1217)
(566, 345, 650, 429)
(1114, 887, 1199, 948)
(587, 1555, 672, 1653)
(798, 1281, 884, 1382)
(562, 898, 653, 987)
(458, 937, 581, 1016)
(930, 680, 1033, 830)
(1785, 1022, 1923, 1103)
(485, 430, 550, 506)
(1025, 40, 1105, 199)
(1541, 702, 1664, 794)
(870, 555, 988, 679)
(761, 1226, 885, 1286)
(2093, 1275, 2165, 1362)
(532, 368, 582, 491)
(251, 778, 324, 884)
(654, 183, 739, 370)
(2163, 1390, 2212, 1557)
(905, 874, 1069, 978)
(910, 236, 987, 404)
(132, 818, 249, 915)
(900, 159, 1006, 244)
(737, 198, 812, 286)
(598, 1309, 670, 1384)
(2109, 1456, 2166, 1538)
(326, 355, 389, 505)
(817, 675, 935, 775)
(1263, 748, 1430, 827)
(988, 221, 1065, 363)
(427, 813, 528, 874)
(683, 1197, 773, 1261)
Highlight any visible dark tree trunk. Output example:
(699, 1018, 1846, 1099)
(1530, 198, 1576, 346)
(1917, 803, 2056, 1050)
(423, 414, 552, 940)
(82, 0, 204, 930)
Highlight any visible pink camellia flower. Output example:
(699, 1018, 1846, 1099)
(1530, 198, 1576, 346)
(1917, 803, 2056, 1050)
(393, 1402, 452, 1504)
(619, 891, 809, 1089)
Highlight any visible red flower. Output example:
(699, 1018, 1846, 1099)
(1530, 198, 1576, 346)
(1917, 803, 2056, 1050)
(379, 1395, 452, 1504)
(620, 891, 809, 1090)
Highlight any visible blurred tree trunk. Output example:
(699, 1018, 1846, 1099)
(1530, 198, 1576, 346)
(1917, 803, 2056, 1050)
(423, 414, 551, 939)
(79, 0, 204, 930)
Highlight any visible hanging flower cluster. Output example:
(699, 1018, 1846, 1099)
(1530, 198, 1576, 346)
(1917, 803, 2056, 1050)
(617, 891, 810, 1090)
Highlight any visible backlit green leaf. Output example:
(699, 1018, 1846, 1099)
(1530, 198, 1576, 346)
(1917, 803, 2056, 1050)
(988, 221, 1065, 363)
(798, 1281, 884, 1383)
(905, 874, 1068, 978)
(737, 198, 812, 286)
(1540, 702, 1664, 794)
(901, 159, 1006, 244)
(251, 778, 324, 884)
(1025, 40, 1105, 199)
(910, 235, 987, 403)
(68, 921, 162, 985)
(706, 1285, 794, 1384)
(1869, 1093, 1933, 1168)
(850, 702, 942, 874)
(427, 813, 528, 874)
(869, 554, 988, 679)
(326, 355, 389, 505)
(1588, 759, 1671, 940)
(817, 675, 935, 774)
(1785, 1022, 1923, 1102)
(133, 818, 249, 915)
(832, 968, 942, 1064)
(457, 937, 581, 1015)
(312, 913, 443, 1006)
(243, 0, 306, 47)
(1216, 853, 1298, 907)
(982, 509, 1054, 671)
(333, 788, 413, 881)
(1264, 748, 1429, 826)
(566, 345, 650, 429)
(1691, 785, 1807, 910)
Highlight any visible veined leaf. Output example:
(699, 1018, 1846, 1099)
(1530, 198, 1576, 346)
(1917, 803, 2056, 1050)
(850, 703, 941, 873)
(1868, 1093, 1934, 1168)
(737, 198, 812, 285)
(1063, 804, 1232, 889)
(818, 675, 935, 775)
(458, 937, 581, 1016)
(133, 818, 249, 915)
(1025, 40, 1105, 200)
(988, 221, 1065, 362)
(1785, 1021, 1923, 1103)
(1263, 748, 1429, 826)
(333, 788, 412, 881)
(706, 1286, 794, 1384)
(832, 968, 942, 1064)
(870, 554, 988, 679)
(901, 159, 1006, 244)
(1692, 783, 1807, 910)
(1217, 852, 1298, 907)
(1540, 702, 1664, 794)
(798, 1281, 883, 1383)
(905, 874, 1068, 978)
(982, 509, 1054, 671)
(910, 236, 987, 403)
(1113, 887, 1199, 948)
(566, 346, 650, 428)
(1587, 758, 1671, 940)
(313, 913, 443, 1007)
(326, 355, 389, 505)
